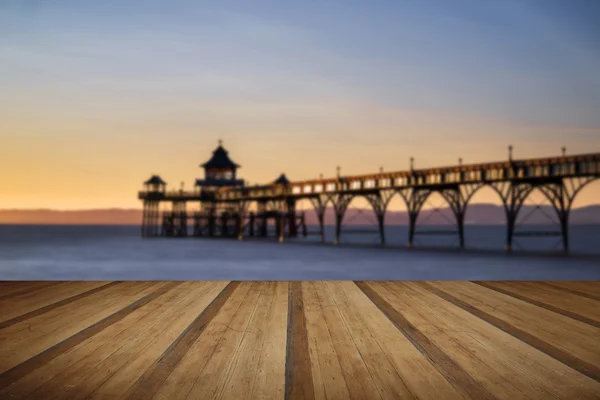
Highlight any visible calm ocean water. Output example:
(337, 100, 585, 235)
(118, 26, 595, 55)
(0, 225, 599, 280)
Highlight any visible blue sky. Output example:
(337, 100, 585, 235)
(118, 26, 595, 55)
(2, 0, 599, 126)
(1, 0, 599, 208)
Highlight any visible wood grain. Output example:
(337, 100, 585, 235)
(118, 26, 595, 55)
(421, 281, 600, 382)
(0, 282, 175, 389)
(0, 280, 599, 400)
(123, 281, 239, 400)
(0, 282, 120, 329)
(476, 281, 600, 328)
(356, 281, 496, 400)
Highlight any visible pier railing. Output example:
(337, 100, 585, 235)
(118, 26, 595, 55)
(215, 152, 600, 201)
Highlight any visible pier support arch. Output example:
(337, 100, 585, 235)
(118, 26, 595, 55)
(326, 191, 393, 245)
(397, 184, 482, 249)
(487, 177, 599, 253)
(309, 194, 331, 243)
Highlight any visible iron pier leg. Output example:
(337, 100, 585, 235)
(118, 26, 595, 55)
(457, 212, 465, 249)
(141, 201, 147, 237)
(408, 213, 417, 248)
(561, 215, 570, 254)
(334, 213, 343, 245)
(301, 213, 307, 237)
(505, 216, 515, 253)
(279, 213, 285, 243)
(237, 214, 244, 240)
(377, 213, 386, 245)
(249, 212, 255, 237)
(318, 213, 325, 243)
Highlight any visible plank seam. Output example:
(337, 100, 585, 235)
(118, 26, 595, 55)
(474, 282, 600, 329)
(0, 281, 182, 390)
(0, 282, 122, 330)
(123, 281, 240, 400)
(285, 281, 315, 400)
(539, 282, 600, 302)
(354, 281, 497, 400)
(420, 282, 600, 383)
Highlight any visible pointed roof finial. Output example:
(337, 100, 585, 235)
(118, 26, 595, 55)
(508, 145, 513, 161)
(561, 146, 566, 158)
(319, 173, 323, 180)
(218, 139, 223, 147)
(459, 157, 463, 166)
(410, 157, 414, 171)
(379, 166, 384, 173)
(336, 166, 341, 177)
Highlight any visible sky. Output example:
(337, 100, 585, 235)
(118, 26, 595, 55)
(1, 0, 599, 209)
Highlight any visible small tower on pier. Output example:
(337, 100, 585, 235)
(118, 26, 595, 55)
(141, 175, 166, 237)
(144, 175, 166, 194)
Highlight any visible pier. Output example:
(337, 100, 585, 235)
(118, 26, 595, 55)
(139, 142, 600, 253)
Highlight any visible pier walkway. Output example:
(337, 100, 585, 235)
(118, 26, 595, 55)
(0, 280, 599, 399)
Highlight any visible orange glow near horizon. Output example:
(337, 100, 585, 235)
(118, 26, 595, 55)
(1, 104, 599, 211)
(1, 100, 600, 210)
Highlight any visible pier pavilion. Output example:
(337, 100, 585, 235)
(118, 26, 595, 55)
(141, 141, 307, 241)
(139, 142, 600, 253)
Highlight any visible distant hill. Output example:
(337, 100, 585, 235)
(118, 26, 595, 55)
(1, 204, 600, 225)
(303, 204, 600, 225)
(0, 209, 143, 225)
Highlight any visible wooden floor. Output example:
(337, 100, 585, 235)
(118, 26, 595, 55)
(0, 281, 599, 399)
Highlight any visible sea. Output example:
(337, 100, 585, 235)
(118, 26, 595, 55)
(0, 225, 599, 281)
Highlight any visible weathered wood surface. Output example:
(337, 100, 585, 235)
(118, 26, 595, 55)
(0, 280, 598, 399)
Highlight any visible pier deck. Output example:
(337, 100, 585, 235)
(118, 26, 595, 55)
(0, 281, 599, 399)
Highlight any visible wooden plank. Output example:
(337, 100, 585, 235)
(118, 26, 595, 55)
(85, 282, 228, 399)
(251, 282, 289, 400)
(181, 282, 265, 399)
(0, 281, 124, 320)
(0, 282, 162, 374)
(0, 282, 62, 301)
(0, 282, 119, 329)
(0, 281, 172, 388)
(540, 282, 600, 302)
(336, 281, 464, 400)
(123, 281, 240, 400)
(150, 282, 254, 400)
(43, 281, 229, 400)
(303, 281, 350, 400)
(380, 282, 600, 400)
(0, 282, 98, 322)
(326, 281, 414, 399)
(422, 281, 600, 382)
(217, 281, 287, 400)
(477, 282, 600, 328)
(312, 281, 382, 399)
(546, 281, 600, 298)
(285, 281, 315, 400)
(20, 281, 200, 399)
(0, 282, 195, 399)
(356, 281, 495, 400)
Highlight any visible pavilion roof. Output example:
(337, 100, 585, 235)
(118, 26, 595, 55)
(144, 175, 166, 185)
(201, 143, 240, 169)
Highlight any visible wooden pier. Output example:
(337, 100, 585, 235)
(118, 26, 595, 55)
(139, 142, 600, 253)
(0, 280, 599, 399)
